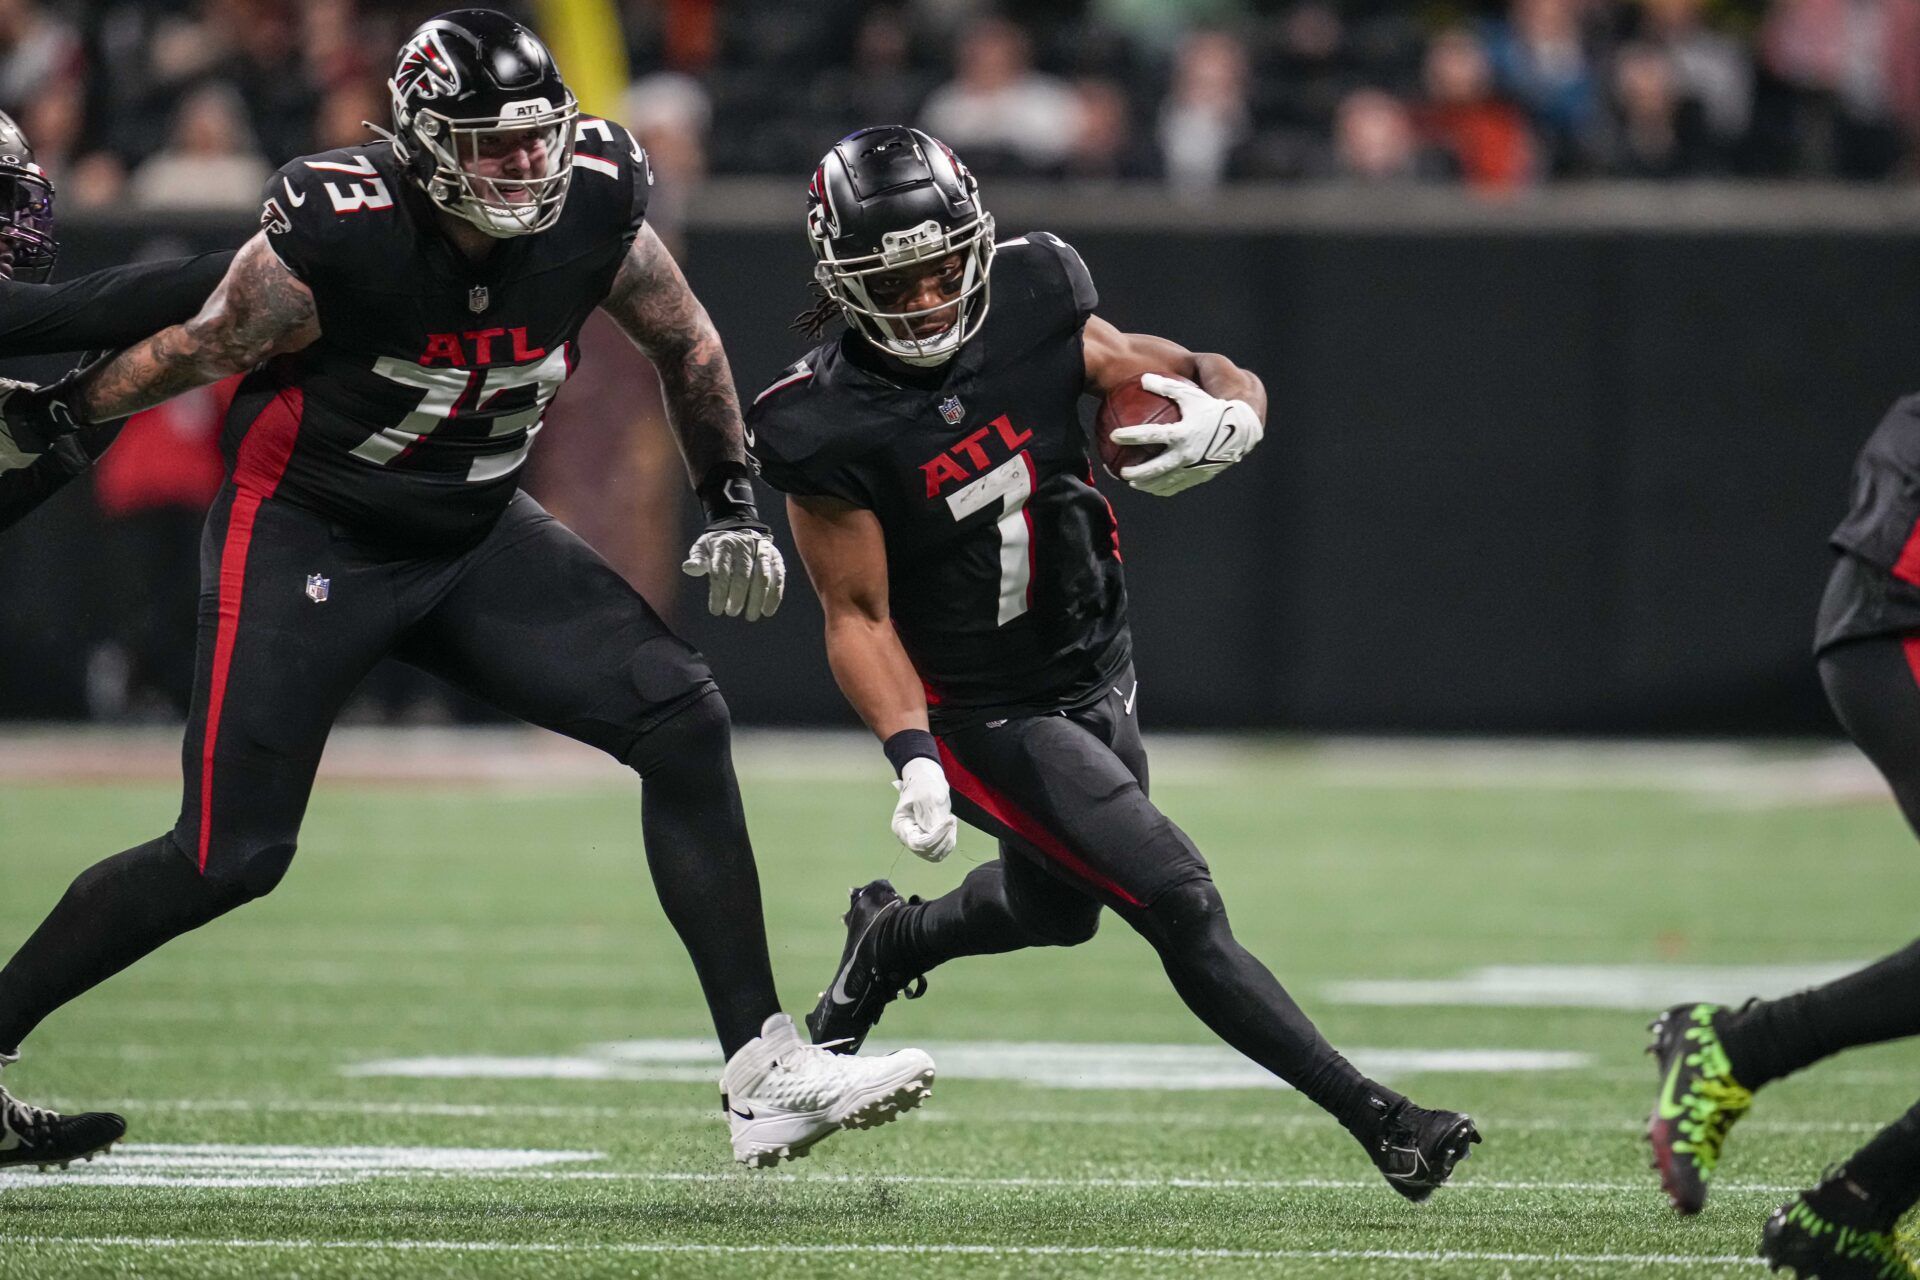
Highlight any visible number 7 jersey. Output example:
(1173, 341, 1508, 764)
(237, 119, 651, 549)
(751, 232, 1130, 731)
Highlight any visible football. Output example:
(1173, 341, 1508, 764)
(1095, 373, 1193, 480)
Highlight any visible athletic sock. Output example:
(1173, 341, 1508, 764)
(1828, 1101, 1920, 1229)
(0, 835, 244, 1055)
(885, 861, 1042, 975)
(1721, 937, 1920, 1088)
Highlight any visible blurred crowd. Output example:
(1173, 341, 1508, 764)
(0, 0, 1912, 211)
(727, 0, 1919, 190)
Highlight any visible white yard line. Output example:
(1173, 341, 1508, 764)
(0, 1145, 1804, 1196)
(43, 1097, 1893, 1135)
(0, 1235, 1767, 1269)
(0, 1144, 605, 1191)
(344, 1040, 1591, 1090)
(1324, 963, 1869, 1010)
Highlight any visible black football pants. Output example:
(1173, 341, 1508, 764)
(887, 673, 1387, 1134)
(0, 484, 780, 1057)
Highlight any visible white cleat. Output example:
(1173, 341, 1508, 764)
(720, 1013, 935, 1168)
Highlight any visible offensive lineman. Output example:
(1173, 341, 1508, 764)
(750, 126, 1480, 1200)
(1646, 396, 1920, 1277)
(0, 12, 933, 1172)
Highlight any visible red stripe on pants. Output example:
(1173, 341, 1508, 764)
(1893, 515, 1920, 588)
(937, 738, 1143, 907)
(1902, 635, 1920, 689)
(198, 388, 303, 871)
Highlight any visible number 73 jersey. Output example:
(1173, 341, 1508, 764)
(237, 120, 650, 549)
(751, 233, 1131, 730)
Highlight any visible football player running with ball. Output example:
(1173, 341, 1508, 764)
(751, 126, 1479, 1201)
(0, 12, 932, 1173)
(1646, 395, 1920, 1278)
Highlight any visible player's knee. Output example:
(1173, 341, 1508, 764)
(197, 838, 298, 905)
(622, 687, 731, 780)
(1137, 876, 1231, 951)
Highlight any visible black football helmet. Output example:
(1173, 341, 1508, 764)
(386, 9, 578, 237)
(0, 110, 54, 283)
(807, 126, 994, 367)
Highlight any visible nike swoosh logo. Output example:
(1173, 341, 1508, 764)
(0, 1128, 21, 1152)
(729, 1106, 755, 1121)
(828, 899, 900, 1007)
(1205, 419, 1238, 463)
(1656, 1057, 1689, 1121)
(282, 178, 306, 208)
(1114, 680, 1138, 716)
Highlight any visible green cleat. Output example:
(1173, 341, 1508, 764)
(1762, 1174, 1920, 1280)
(1646, 1002, 1754, 1215)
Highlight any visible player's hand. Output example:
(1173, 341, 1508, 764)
(0, 378, 90, 475)
(682, 520, 786, 621)
(0, 389, 36, 472)
(891, 757, 958, 863)
(1110, 373, 1263, 497)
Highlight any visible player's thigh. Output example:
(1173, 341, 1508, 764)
(401, 494, 714, 759)
(1820, 635, 1920, 837)
(941, 712, 1206, 910)
(1071, 666, 1149, 793)
(175, 487, 400, 880)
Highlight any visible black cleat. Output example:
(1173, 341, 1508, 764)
(0, 1079, 125, 1171)
(806, 880, 927, 1055)
(1645, 1002, 1754, 1216)
(1761, 1170, 1919, 1279)
(1365, 1096, 1481, 1202)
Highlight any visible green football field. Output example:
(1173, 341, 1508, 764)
(1, 735, 1916, 1278)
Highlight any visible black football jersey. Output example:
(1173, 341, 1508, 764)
(241, 117, 650, 548)
(751, 232, 1130, 730)
(1818, 392, 1920, 650)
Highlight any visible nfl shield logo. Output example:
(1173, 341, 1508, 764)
(304, 574, 330, 604)
(468, 285, 489, 313)
(938, 395, 965, 425)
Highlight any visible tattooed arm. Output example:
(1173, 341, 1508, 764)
(600, 224, 784, 621)
(68, 232, 320, 423)
(598, 223, 746, 486)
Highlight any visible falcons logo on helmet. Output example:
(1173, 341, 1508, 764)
(395, 30, 461, 100)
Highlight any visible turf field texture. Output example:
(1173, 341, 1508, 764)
(0, 728, 1915, 1279)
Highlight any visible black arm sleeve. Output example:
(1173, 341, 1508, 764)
(0, 458, 72, 534)
(0, 419, 126, 536)
(0, 250, 233, 356)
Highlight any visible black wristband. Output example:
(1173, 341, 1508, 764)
(883, 728, 939, 778)
(695, 459, 761, 526)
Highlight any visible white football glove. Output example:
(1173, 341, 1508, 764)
(682, 524, 786, 621)
(892, 756, 958, 863)
(1111, 372, 1264, 497)
(0, 378, 45, 473)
